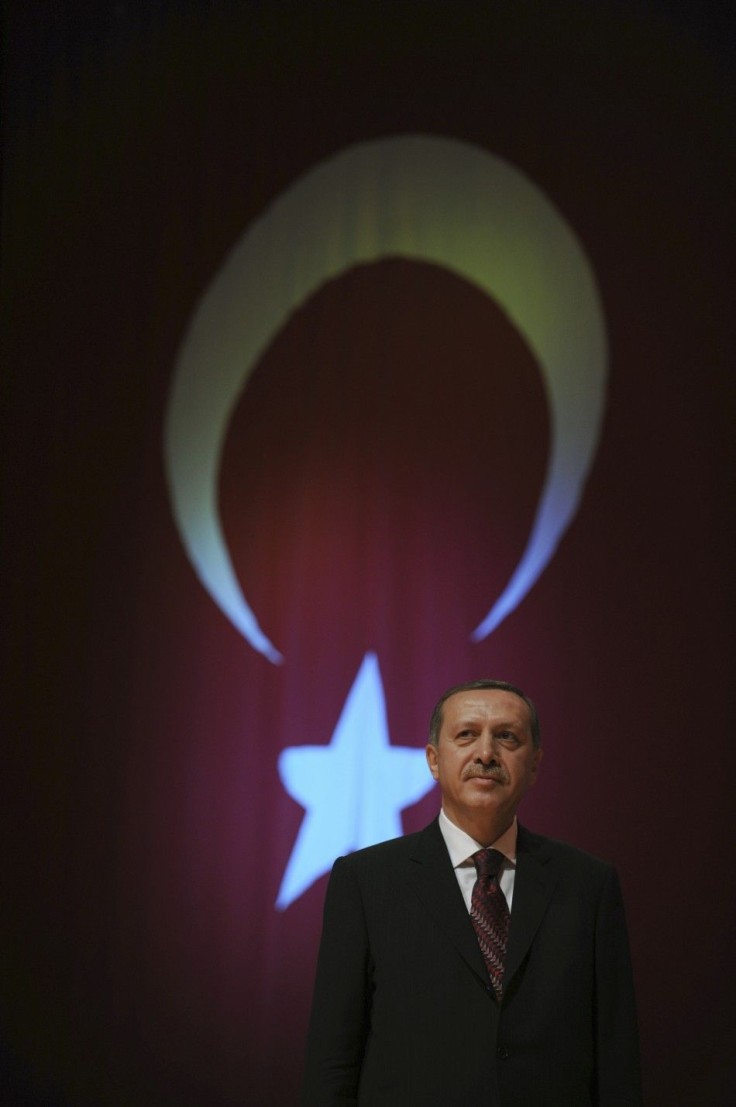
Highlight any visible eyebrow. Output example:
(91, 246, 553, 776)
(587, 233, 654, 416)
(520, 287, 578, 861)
(454, 718, 520, 730)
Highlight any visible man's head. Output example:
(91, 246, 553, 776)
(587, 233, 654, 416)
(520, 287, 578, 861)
(428, 679, 541, 749)
(426, 679, 542, 842)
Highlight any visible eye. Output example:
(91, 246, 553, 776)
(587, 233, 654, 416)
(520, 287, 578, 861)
(497, 730, 519, 745)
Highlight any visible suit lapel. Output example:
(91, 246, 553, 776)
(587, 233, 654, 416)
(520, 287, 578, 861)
(405, 819, 489, 984)
(504, 823, 559, 987)
(404, 820, 560, 998)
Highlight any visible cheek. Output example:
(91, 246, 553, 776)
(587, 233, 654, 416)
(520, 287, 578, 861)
(450, 758, 467, 783)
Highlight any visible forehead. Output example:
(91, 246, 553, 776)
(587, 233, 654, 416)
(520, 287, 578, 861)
(441, 689, 531, 731)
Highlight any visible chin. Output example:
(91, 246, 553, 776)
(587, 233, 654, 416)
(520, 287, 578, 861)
(466, 795, 502, 810)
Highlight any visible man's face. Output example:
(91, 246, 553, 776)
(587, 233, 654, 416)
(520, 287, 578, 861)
(426, 689, 542, 837)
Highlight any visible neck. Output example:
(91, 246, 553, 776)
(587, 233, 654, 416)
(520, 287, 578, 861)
(445, 808, 516, 847)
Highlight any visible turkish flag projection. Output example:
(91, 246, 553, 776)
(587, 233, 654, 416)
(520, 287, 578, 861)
(2, 2, 734, 1105)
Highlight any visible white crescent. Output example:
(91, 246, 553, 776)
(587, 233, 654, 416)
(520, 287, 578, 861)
(164, 135, 607, 662)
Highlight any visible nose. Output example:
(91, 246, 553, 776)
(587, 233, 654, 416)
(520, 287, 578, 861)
(476, 729, 499, 765)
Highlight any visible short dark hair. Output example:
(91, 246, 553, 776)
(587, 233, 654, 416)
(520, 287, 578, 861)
(428, 679, 541, 749)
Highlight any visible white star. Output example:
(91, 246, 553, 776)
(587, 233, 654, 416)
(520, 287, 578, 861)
(276, 652, 436, 908)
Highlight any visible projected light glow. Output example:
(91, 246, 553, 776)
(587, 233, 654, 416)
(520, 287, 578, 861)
(164, 135, 608, 661)
(164, 135, 608, 905)
(276, 652, 434, 907)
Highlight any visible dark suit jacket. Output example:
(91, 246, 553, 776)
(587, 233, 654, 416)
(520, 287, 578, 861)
(301, 818, 641, 1106)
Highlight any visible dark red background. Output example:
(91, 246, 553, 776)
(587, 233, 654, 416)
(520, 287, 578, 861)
(2, 2, 735, 1104)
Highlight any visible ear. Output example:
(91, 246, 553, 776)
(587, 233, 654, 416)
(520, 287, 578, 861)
(425, 743, 440, 781)
(529, 746, 543, 785)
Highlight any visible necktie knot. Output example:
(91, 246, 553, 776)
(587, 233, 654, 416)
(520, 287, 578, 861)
(472, 847, 505, 880)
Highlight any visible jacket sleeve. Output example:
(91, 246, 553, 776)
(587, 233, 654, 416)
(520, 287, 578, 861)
(300, 856, 372, 1106)
(593, 866, 643, 1106)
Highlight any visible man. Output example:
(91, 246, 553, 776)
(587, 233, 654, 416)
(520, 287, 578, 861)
(301, 680, 642, 1106)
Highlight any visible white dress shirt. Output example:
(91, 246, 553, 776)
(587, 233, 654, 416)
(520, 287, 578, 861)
(438, 808, 518, 911)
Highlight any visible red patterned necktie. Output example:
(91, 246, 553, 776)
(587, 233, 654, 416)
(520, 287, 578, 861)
(470, 847, 510, 1001)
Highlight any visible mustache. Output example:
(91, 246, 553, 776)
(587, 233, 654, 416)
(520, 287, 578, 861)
(462, 764, 509, 784)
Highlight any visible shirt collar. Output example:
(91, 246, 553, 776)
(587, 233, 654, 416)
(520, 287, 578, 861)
(438, 808, 518, 869)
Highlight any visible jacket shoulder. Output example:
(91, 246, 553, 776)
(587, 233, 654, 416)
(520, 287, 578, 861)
(520, 824, 618, 877)
(334, 820, 439, 872)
